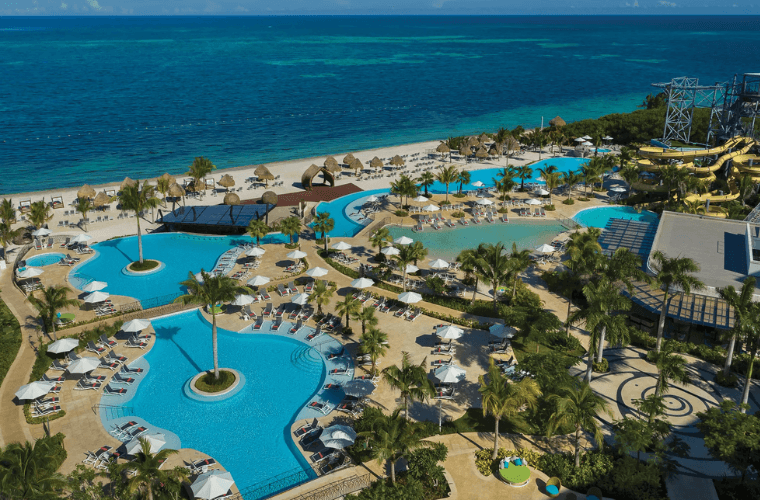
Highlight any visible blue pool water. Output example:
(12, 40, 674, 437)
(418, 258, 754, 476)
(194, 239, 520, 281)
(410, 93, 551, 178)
(25, 252, 65, 267)
(313, 188, 391, 239)
(572, 206, 659, 228)
(128, 310, 324, 494)
(388, 221, 565, 261)
(71, 232, 291, 304)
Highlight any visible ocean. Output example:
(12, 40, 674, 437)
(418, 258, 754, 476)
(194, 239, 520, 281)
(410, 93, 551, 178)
(1, 15, 758, 195)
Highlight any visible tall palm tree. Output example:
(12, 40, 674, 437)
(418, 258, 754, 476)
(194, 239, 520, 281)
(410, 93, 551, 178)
(29, 200, 51, 229)
(0, 439, 67, 498)
(393, 245, 419, 292)
(456, 170, 471, 194)
(659, 164, 690, 206)
(307, 280, 333, 316)
(353, 306, 379, 335)
(119, 180, 161, 264)
(508, 242, 531, 302)
(186, 156, 216, 193)
(561, 171, 582, 201)
(390, 174, 417, 207)
(436, 165, 459, 202)
(247, 219, 270, 246)
(516, 165, 533, 191)
(382, 351, 435, 420)
(416, 171, 436, 197)
(680, 200, 706, 215)
(477, 242, 511, 313)
(619, 164, 640, 194)
(116, 437, 188, 500)
(0, 221, 21, 264)
(75, 197, 93, 230)
(737, 303, 760, 412)
(718, 277, 756, 377)
(537, 164, 558, 180)
(27, 285, 81, 341)
(0, 198, 15, 223)
(335, 294, 361, 329)
(544, 172, 560, 205)
(457, 245, 487, 305)
(312, 212, 334, 253)
(155, 176, 171, 206)
(359, 327, 388, 376)
(737, 174, 755, 206)
(175, 271, 251, 379)
(649, 251, 704, 352)
(369, 227, 392, 253)
(649, 341, 691, 398)
(479, 359, 541, 459)
(547, 382, 612, 468)
(563, 228, 601, 335)
(279, 216, 301, 244)
(580, 162, 601, 197)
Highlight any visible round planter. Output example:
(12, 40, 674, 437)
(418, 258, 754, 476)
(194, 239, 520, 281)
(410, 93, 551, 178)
(186, 368, 244, 401)
(123, 260, 165, 276)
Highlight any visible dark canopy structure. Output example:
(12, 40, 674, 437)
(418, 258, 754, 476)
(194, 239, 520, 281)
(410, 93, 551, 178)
(157, 204, 272, 234)
(301, 164, 335, 191)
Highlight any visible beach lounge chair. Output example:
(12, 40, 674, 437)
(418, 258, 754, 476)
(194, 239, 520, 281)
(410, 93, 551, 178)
(310, 447, 337, 464)
(275, 304, 286, 318)
(294, 418, 320, 438)
(288, 281, 298, 294)
(406, 308, 421, 321)
(445, 218, 455, 228)
(304, 281, 314, 293)
(242, 304, 256, 321)
(120, 365, 144, 375)
(112, 373, 136, 385)
(111, 421, 138, 438)
(125, 426, 148, 440)
(262, 303, 273, 318)
(98, 358, 120, 371)
(251, 316, 264, 331)
(34, 239, 42, 250)
(289, 319, 303, 335)
(87, 341, 106, 354)
(40, 373, 65, 383)
(36, 396, 60, 408)
(327, 347, 345, 360)
(306, 326, 324, 342)
(260, 288, 271, 301)
(472, 215, 481, 224)
(380, 300, 392, 314)
(289, 306, 300, 320)
(431, 344, 455, 355)
(433, 385, 455, 400)
(98, 334, 118, 348)
(489, 343, 510, 354)
(49, 359, 68, 371)
(459, 217, 469, 226)
(106, 350, 128, 363)
(125, 337, 148, 349)
(300, 308, 314, 322)
(300, 428, 323, 449)
(306, 401, 332, 415)
(186, 458, 217, 475)
(328, 367, 349, 376)
(75, 379, 103, 391)
(320, 454, 350, 475)
(277, 284, 289, 296)
(83, 373, 107, 383)
(394, 306, 409, 318)
(431, 357, 453, 367)
(104, 385, 128, 396)
(501, 213, 509, 223)
(540, 207, 546, 217)
(273, 316, 283, 330)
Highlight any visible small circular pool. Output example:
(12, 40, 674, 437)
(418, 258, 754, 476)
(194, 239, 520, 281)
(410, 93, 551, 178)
(25, 252, 65, 267)
(572, 206, 658, 228)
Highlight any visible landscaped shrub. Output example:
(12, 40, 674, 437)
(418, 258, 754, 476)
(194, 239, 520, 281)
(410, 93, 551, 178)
(395, 210, 409, 217)
(0, 299, 22, 390)
(593, 357, 609, 373)
(544, 204, 556, 211)
(563, 199, 575, 205)
(715, 371, 739, 387)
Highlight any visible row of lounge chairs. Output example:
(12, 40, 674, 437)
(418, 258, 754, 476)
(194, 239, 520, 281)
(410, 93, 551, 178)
(518, 207, 547, 217)
(277, 282, 300, 296)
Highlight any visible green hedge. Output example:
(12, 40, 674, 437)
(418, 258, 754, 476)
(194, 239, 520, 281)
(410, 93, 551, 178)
(0, 299, 22, 390)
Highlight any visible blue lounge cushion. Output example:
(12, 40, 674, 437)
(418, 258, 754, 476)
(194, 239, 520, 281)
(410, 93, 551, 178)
(504, 461, 509, 468)
(515, 458, 522, 466)
(546, 485, 559, 495)
(587, 496, 600, 500)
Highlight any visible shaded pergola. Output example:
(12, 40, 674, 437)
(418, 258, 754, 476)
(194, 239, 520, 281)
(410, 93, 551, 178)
(261, 191, 278, 224)
(301, 164, 335, 191)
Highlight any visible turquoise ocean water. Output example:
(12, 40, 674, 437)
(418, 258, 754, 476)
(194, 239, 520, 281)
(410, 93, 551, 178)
(1, 15, 758, 195)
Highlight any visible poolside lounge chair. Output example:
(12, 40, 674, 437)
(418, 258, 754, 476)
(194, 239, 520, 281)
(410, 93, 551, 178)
(104, 385, 128, 396)
(49, 359, 68, 371)
(289, 306, 300, 320)
(106, 350, 128, 364)
(36, 396, 60, 408)
(432, 220, 441, 230)
(323, 383, 341, 390)
(275, 304, 286, 318)
(186, 458, 217, 475)
(289, 319, 303, 335)
(83, 373, 107, 383)
(445, 218, 455, 228)
(304, 281, 314, 293)
(273, 317, 283, 330)
(394, 306, 409, 318)
(320, 454, 350, 475)
(380, 301, 392, 314)
(300, 428, 323, 449)
(262, 303, 273, 317)
(124, 426, 148, 439)
(459, 217, 469, 226)
(120, 365, 144, 375)
(32, 402, 62, 417)
(300, 308, 313, 322)
(288, 281, 298, 294)
(501, 213, 509, 223)
(40, 373, 65, 383)
(472, 215, 481, 224)
(433, 385, 455, 400)
(75, 379, 103, 391)
(83, 446, 112, 466)
(328, 367, 350, 376)
(98, 334, 118, 348)
(406, 308, 421, 321)
(87, 341, 105, 354)
(34, 239, 42, 250)
(294, 418, 320, 438)
(431, 357, 453, 367)
(306, 401, 332, 415)
(431, 344, 455, 355)
(310, 447, 338, 464)
(277, 284, 289, 296)
(98, 358, 120, 371)
(489, 343, 510, 354)
(112, 374, 136, 385)
(327, 347, 345, 360)
(252, 316, 264, 331)
(110, 421, 138, 439)
(306, 326, 324, 342)
(260, 289, 271, 301)
(125, 337, 149, 349)
(242, 304, 256, 321)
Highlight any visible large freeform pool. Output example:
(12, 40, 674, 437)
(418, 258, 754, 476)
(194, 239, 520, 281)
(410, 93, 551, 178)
(572, 206, 659, 228)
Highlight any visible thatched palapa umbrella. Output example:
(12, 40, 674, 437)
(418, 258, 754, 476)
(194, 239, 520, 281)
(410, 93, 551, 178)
(390, 155, 405, 168)
(223, 192, 240, 205)
(478, 133, 490, 143)
(77, 184, 96, 200)
(159, 172, 176, 185)
(167, 182, 186, 209)
(476, 146, 488, 160)
(459, 145, 470, 159)
(370, 157, 384, 171)
(218, 174, 235, 191)
(261, 191, 278, 224)
(349, 158, 363, 174)
(324, 156, 339, 171)
(488, 146, 499, 157)
(436, 142, 451, 162)
(254, 165, 274, 187)
(93, 191, 111, 208)
(549, 116, 566, 128)
(343, 153, 356, 166)
(467, 136, 480, 148)
(120, 177, 137, 191)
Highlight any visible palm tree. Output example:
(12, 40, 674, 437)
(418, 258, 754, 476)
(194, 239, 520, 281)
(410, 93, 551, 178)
(457, 245, 487, 305)
(0, 439, 67, 498)
(27, 285, 81, 340)
(0, 221, 21, 264)
(477, 242, 510, 313)
(382, 351, 435, 420)
(416, 171, 436, 197)
(619, 163, 640, 193)
(0, 198, 16, 223)
(580, 161, 602, 196)
(561, 171, 582, 201)
(335, 294, 361, 329)
(247, 219, 270, 246)
(307, 280, 333, 316)
(680, 199, 706, 214)
(436, 165, 459, 202)
(119, 180, 161, 264)
(547, 382, 612, 468)
(393, 244, 418, 292)
(457, 170, 471, 194)
(312, 212, 334, 253)
(479, 359, 541, 459)
(117, 437, 188, 500)
(563, 228, 601, 335)
(29, 200, 51, 229)
(737, 303, 760, 412)
(75, 197, 93, 230)
(516, 165, 533, 191)
(390, 174, 417, 207)
(369, 227, 392, 253)
(508, 242, 531, 301)
(279, 216, 301, 244)
(186, 156, 216, 193)
(649, 341, 691, 398)
(175, 271, 251, 379)
(737, 174, 755, 206)
(544, 172, 560, 205)
(353, 306, 379, 335)
(649, 251, 704, 352)
(537, 164, 558, 179)
(659, 164, 690, 206)
(359, 327, 388, 376)
(155, 176, 171, 206)
(718, 277, 756, 377)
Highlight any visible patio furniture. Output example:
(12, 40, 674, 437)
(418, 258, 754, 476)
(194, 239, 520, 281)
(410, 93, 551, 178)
(545, 477, 561, 498)
(586, 487, 603, 500)
(499, 463, 530, 486)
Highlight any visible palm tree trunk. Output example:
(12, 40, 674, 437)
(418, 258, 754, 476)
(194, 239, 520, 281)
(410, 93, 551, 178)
(492, 284, 499, 313)
(471, 276, 479, 305)
(402, 269, 407, 292)
(390, 458, 396, 484)
(512, 273, 519, 301)
(2, 244, 6, 264)
(723, 334, 736, 377)
(585, 353, 594, 384)
(655, 373, 663, 398)
(212, 312, 219, 380)
(51, 317, 58, 341)
(404, 395, 409, 420)
(565, 295, 573, 337)
(596, 325, 606, 363)
(445, 185, 449, 202)
(574, 424, 581, 468)
(147, 484, 154, 500)
(136, 216, 144, 264)
(655, 290, 669, 352)
(491, 417, 501, 460)
(740, 343, 757, 413)
(323, 235, 328, 254)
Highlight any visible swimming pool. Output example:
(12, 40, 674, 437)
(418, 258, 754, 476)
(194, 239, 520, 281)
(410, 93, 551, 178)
(388, 221, 565, 261)
(24, 252, 65, 267)
(572, 206, 659, 228)
(71, 232, 291, 305)
(127, 310, 325, 494)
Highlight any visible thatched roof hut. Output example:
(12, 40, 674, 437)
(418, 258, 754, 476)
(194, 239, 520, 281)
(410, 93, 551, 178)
(261, 191, 278, 206)
(467, 136, 480, 148)
(120, 177, 137, 191)
(218, 174, 235, 189)
(390, 155, 405, 167)
(158, 172, 176, 185)
(370, 157, 384, 170)
(459, 146, 471, 157)
(254, 164, 274, 186)
(349, 158, 363, 172)
(77, 184, 96, 199)
(488, 146, 499, 157)
(302, 164, 335, 191)
(549, 116, 566, 127)
(343, 153, 356, 165)
(324, 156, 339, 170)
(476, 146, 489, 159)
(223, 192, 241, 205)
(436, 143, 450, 153)
(478, 133, 490, 143)
(93, 191, 111, 208)
(167, 183, 186, 197)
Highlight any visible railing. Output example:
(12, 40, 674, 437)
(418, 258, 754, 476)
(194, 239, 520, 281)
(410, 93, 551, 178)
(119, 292, 185, 313)
(557, 216, 582, 230)
(289, 473, 371, 500)
(234, 466, 317, 500)
(66, 271, 97, 287)
(92, 404, 135, 420)
(13, 242, 35, 270)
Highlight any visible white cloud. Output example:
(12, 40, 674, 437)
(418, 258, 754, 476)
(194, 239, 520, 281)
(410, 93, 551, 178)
(234, 5, 249, 11)
(659, 1, 677, 6)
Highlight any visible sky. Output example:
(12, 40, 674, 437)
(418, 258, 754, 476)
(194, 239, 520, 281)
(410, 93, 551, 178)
(1, 0, 758, 16)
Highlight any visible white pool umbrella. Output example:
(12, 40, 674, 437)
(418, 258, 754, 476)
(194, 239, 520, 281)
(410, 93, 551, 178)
(342, 379, 376, 397)
(536, 244, 556, 254)
(332, 241, 352, 251)
(582, 141, 593, 147)
(398, 291, 422, 304)
(610, 186, 627, 193)
(84, 291, 109, 304)
(471, 181, 485, 187)
(381, 246, 400, 256)
(319, 425, 357, 450)
(82, 281, 107, 292)
(582, 135, 592, 140)
(429, 259, 449, 270)
(394, 236, 413, 245)
(435, 364, 466, 384)
(125, 433, 166, 455)
(17, 267, 43, 278)
(475, 198, 493, 206)
(122, 319, 151, 333)
(70, 233, 92, 244)
(191, 471, 235, 500)
(246, 246, 266, 257)
(247, 275, 270, 287)
(15, 381, 55, 401)
(291, 293, 309, 306)
(604, 135, 613, 140)
(47, 338, 80, 354)
(489, 324, 517, 339)
(287, 250, 307, 259)
(67, 357, 101, 374)
(412, 195, 429, 203)
(365, 195, 379, 203)
(525, 198, 542, 205)
(405, 264, 418, 274)
(351, 278, 374, 289)
(535, 188, 550, 196)
(306, 267, 328, 277)
(436, 324, 464, 340)
(32, 228, 52, 237)
(422, 204, 439, 212)
(574, 137, 585, 142)
(231, 294, 255, 306)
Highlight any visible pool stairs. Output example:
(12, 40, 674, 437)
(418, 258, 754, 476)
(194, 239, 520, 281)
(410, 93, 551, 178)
(93, 404, 135, 420)
(290, 345, 324, 376)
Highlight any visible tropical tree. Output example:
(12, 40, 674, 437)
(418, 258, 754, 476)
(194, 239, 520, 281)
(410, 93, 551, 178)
(335, 294, 361, 329)
(561, 170, 582, 201)
(479, 359, 541, 459)
(359, 327, 388, 376)
(679, 200, 706, 215)
(515, 165, 533, 191)
(381, 351, 435, 420)
(154, 176, 171, 206)
(619, 163, 640, 193)
(0, 438, 67, 499)
(649, 341, 691, 398)
(537, 164, 558, 180)
(649, 251, 704, 352)
(175, 271, 251, 379)
(456, 170, 471, 194)
(457, 245, 487, 305)
(493, 176, 516, 201)
(390, 174, 417, 206)
(547, 382, 612, 468)
(369, 227, 392, 253)
(718, 277, 756, 377)
(312, 212, 334, 253)
(737, 303, 760, 412)
(28, 200, 51, 229)
(353, 306, 379, 335)
(186, 156, 216, 192)
(279, 216, 301, 244)
(0, 198, 16, 223)
(247, 219, 270, 246)
(27, 285, 81, 341)
(544, 172, 560, 205)
(562, 228, 602, 335)
(393, 244, 423, 292)
(75, 197, 93, 230)
(508, 242, 531, 302)
(477, 242, 511, 313)
(307, 280, 333, 316)
(737, 174, 756, 206)
(436, 165, 459, 202)
(116, 437, 188, 500)
(416, 171, 436, 198)
(580, 161, 602, 196)
(659, 164, 690, 206)
(119, 180, 161, 264)
(0, 221, 21, 264)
